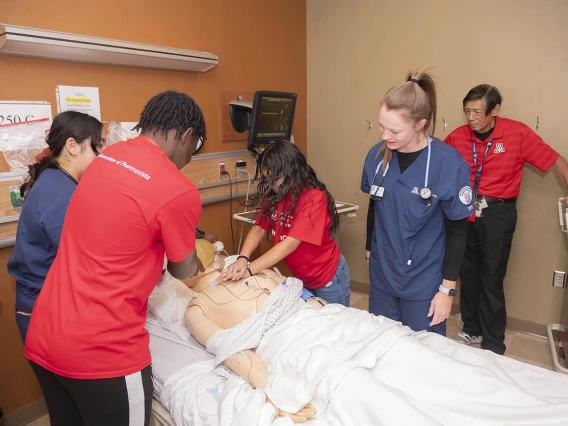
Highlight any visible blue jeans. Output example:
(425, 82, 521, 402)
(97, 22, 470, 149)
(310, 255, 351, 307)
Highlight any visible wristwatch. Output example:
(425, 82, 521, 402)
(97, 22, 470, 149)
(438, 285, 457, 297)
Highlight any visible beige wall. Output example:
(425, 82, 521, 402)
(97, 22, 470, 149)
(307, 0, 568, 326)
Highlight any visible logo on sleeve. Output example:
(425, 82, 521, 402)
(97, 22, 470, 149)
(459, 186, 473, 205)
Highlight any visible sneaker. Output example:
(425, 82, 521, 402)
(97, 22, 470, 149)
(451, 332, 482, 345)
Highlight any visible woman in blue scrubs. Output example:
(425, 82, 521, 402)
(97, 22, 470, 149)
(361, 69, 473, 335)
(8, 111, 105, 342)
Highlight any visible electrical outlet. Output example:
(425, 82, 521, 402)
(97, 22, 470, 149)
(236, 159, 247, 175)
(553, 271, 566, 288)
(219, 161, 227, 179)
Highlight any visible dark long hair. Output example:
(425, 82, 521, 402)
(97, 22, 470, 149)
(249, 141, 339, 234)
(20, 111, 102, 197)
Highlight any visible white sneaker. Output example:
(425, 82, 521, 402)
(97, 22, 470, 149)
(451, 332, 483, 345)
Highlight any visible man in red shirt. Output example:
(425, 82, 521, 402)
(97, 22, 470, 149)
(445, 85, 568, 354)
(25, 91, 206, 426)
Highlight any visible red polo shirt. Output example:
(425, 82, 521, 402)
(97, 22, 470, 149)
(25, 136, 201, 379)
(445, 116, 559, 199)
(256, 188, 340, 289)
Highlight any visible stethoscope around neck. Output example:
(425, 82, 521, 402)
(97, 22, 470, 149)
(369, 132, 432, 201)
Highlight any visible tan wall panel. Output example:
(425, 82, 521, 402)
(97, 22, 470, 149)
(183, 152, 257, 188)
(307, 0, 568, 327)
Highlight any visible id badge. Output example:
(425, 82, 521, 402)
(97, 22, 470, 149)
(474, 201, 487, 218)
(370, 185, 384, 198)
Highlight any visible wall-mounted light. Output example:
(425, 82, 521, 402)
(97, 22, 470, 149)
(0, 23, 218, 72)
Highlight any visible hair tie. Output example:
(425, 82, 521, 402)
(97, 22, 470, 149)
(409, 78, 420, 84)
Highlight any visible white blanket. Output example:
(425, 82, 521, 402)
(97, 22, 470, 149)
(162, 304, 568, 426)
(207, 278, 304, 367)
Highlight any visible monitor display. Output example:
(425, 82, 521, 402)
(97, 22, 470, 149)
(248, 91, 297, 147)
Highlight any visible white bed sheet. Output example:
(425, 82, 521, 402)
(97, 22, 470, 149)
(146, 313, 214, 399)
(159, 303, 568, 426)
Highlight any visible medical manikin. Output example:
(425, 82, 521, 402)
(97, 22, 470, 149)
(183, 243, 321, 423)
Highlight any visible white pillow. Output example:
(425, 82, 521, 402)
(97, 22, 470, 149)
(148, 272, 193, 340)
(148, 256, 240, 340)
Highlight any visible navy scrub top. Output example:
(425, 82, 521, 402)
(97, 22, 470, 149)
(361, 138, 473, 300)
(8, 167, 77, 313)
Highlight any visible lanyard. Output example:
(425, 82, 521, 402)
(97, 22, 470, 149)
(372, 133, 431, 187)
(471, 138, 493, 195)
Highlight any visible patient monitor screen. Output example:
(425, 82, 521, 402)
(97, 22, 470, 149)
(256, 97, 294, 138)
(249, 91, 297, 146)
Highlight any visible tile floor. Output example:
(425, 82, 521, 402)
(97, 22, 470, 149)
(25, 291, 564, 425)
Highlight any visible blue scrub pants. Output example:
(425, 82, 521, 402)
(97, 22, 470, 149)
(370, 286, 446, 336)
(309, 255, 351, 307)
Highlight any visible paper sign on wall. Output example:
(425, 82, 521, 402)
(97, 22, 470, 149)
(56, 86, 101, 120)
(0, 101, 53, 129)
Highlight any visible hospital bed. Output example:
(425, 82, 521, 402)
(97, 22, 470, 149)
(547, 198, 568, 374)
(146, 268, 216, 426)
(148, 256, 568, 426)
(148, 313, 212, 426)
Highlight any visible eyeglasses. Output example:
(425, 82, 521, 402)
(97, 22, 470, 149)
(193, 137, 204, 155)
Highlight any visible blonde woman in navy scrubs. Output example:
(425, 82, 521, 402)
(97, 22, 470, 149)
(361, 69, 473, 335)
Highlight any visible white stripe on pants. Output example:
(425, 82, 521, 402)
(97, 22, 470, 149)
(125, 370, 145, 426)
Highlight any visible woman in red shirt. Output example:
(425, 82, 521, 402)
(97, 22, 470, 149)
(220, 140, 350, 306)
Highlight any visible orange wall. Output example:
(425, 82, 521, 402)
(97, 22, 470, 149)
(0, 0, 306, 414)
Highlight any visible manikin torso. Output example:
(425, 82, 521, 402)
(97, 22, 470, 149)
(185, 268, 284, 330)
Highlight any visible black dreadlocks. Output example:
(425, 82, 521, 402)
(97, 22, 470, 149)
(133, 91, 207, 141)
